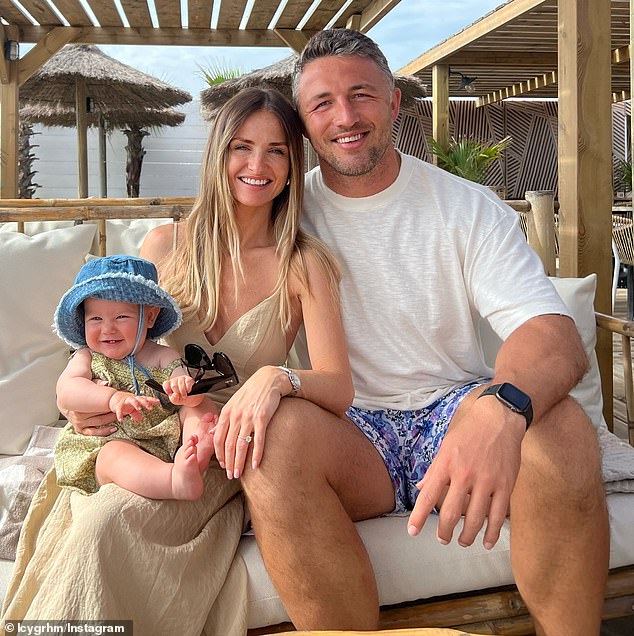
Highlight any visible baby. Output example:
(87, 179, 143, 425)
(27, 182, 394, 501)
(53, 255, 218, 500)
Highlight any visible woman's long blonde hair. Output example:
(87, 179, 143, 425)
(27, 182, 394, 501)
(163, 87, 340, 333)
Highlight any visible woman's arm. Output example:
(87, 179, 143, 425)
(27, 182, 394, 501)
(289, 249, 354, 416)
(215, 250, 353, 479)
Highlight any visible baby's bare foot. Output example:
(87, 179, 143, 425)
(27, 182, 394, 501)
(171, 435, 204, 500)
(195, 414, 218, 472)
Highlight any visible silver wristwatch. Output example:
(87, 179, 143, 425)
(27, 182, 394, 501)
(276, 366, 301, 397)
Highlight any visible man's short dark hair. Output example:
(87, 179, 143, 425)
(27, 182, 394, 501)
(292, 28, 394, 104)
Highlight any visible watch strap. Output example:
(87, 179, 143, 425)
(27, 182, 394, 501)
(479, 383, 533, 429)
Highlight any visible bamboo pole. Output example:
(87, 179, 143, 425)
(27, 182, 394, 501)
(525, 190, 556, 276)
(75, 77, 88, 198)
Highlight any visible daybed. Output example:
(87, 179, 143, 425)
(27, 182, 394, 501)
(0, 199, 633, 635)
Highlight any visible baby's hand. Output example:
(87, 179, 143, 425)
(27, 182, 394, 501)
(109, 390, 159, 423)
(164, 375, 204, 407)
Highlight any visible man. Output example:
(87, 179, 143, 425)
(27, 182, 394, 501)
(240, 28, 609, 634)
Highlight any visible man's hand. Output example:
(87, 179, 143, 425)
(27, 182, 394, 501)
(407, 393, 524, 549)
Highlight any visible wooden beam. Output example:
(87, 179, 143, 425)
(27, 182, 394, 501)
(0, 25, 19, 198)
(16, 26, 319, 47)
(273, 29, 309, 54)
(358, 0, 402, 33)
(18, 27, 81, 87)
(613, 44, 630, 64)
(346, 14, 362, 31)
(398, 0, 548, 75)
(558, 0, 612, 424)
(442, 50, 558, 67)
(431, 64, 449, 164)
(613, 90, 631, 103)
(477, 71, 557, 106)
(0, 25, 9, 84)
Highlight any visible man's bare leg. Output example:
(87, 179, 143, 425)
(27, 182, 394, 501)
(240, 398, 395, 630)
(450, 391, 608, 635)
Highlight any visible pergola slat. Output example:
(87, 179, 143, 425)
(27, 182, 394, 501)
(51, 0, 93, 26)
(119, 0, 153, 28)
(83, 0, 123, 28)
(275, 0, 312, 29)
(303, 0, 345, 31)
(0, 1, 33, 25)
(18, 0, 63, 26)
(154, 0, 181, 28)
(188, 0, 212, 29)
(217, 0, 250, 30)
(245, 0, 279, 30)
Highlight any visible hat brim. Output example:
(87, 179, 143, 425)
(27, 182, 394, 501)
(54, 272, 182, 349)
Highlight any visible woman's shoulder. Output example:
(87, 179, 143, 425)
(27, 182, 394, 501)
(139, 222, 180, 262)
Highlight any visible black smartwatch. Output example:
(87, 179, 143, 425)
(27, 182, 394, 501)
(478, 382, 533, 429)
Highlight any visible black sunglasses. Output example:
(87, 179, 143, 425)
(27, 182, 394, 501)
(145, 344, 239, 396)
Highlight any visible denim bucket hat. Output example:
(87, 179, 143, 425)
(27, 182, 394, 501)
(54, 255, 182, 350)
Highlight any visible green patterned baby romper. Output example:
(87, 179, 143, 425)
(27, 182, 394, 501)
(54, 351, 183, 495)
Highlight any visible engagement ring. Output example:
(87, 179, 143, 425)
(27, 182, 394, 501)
(238, 434, 252, 444)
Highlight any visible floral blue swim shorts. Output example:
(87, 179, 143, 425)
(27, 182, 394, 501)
(346, 379, 488, 513)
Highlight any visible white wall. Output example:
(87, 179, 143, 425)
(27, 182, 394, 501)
(28, 100, 210, 199)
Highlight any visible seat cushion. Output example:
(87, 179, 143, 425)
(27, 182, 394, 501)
(238, 492, 634, 629)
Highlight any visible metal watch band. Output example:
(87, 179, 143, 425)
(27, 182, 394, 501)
(276, 366, 301, 397)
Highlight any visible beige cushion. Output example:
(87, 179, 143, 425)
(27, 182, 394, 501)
(0, 224, 97, 454)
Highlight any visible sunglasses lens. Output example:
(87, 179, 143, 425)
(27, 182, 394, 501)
(213, 353, 234, 376)
(185, 344, 204, 367)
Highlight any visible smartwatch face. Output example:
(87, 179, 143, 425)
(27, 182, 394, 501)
(498, 382, 531, 411)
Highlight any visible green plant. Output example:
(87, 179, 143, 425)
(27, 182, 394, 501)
(198, 63, 242, 86)
(616, 158, 632, 193)
(429, 135, 511, 184)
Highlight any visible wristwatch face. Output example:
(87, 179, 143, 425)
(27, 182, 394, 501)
(498, 382, 531, 412)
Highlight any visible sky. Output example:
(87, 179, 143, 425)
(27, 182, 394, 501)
(88, 0, 504, 98)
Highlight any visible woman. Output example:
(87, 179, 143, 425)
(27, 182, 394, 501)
(141, 86, 353, 478)
(2, 88, 352, 635)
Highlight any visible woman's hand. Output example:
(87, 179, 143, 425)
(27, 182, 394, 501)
(60, 407, 119, 437)
(213, 366, 291, 479)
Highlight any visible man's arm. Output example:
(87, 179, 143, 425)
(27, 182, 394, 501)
(408, 313, 588, 547)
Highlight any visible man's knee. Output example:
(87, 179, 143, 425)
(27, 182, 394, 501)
(519, 397, 603, 508)
(241, 398, 324, 499)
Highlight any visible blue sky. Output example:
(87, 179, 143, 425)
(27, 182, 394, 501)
(93, 0, 503, 98)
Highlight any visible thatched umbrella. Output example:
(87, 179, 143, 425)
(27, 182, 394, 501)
(20, 44, 192, 198)
(200, 55, 427, 120)
(20, 102, 187, 198)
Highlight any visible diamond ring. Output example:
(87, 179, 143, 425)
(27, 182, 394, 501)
(238, 434, 252, 444)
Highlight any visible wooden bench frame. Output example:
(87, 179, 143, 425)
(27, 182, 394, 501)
(2, 198, 633, 635)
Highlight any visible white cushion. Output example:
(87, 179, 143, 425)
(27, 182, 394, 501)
(239, 491, 634, 629)
(479, 274, 605, 430)
(103, 219, 171, 256)
(0, 224, 97, 454)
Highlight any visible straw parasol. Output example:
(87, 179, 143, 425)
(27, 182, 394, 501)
(200, 55, 427, 120)
(20, 44, 192, 198)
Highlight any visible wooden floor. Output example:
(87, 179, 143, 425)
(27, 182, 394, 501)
(610, 290, 632, 442)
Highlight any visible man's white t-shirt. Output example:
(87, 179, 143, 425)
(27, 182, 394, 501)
(301, 152, 570, 411)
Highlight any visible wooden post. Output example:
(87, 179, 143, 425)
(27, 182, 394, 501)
(0, 25, 19, 198)
(99, 116, 107, 198)
(75, 77, 88, 198)
(432, 64, 449, 164)
(525, 190, 556, 276)
(558, 0, 613, 426)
